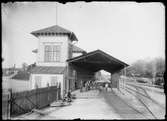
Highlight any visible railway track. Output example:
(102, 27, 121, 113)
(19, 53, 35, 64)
(127, 82, 164, 94)
(102, 90, 148, 119)
(126, 83, 165, 109)
(123, 83, 165, 119)
(124, 88, 157, 119)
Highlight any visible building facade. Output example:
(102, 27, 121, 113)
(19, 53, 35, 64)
(30, 25, 85, 98)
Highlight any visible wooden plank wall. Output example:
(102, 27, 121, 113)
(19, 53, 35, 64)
(2, 91, 11, 119)
(9, 85, 61, 117)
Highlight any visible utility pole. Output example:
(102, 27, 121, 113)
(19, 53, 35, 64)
(56, 2, 58, 25)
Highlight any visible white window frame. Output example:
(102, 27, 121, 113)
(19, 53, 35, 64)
(44, 44, 61, 62)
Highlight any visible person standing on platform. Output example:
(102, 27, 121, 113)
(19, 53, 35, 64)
(80, 80, 83, 92)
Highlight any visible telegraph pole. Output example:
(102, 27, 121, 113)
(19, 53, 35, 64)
(56, 2, 58, 25)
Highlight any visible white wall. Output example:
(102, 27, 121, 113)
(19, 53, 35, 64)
(31, 74, 64, 97)
(36, 35, 69, 67)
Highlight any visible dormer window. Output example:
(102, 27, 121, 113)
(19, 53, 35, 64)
(44, 45, 61, 62)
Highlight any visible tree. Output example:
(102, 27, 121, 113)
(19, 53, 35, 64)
(154, 58, 165, 74)
(27, 62, 36, 72)
(125, 57, 165, 79)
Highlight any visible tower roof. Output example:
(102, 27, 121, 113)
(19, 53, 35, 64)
(31, 25, 78, 41)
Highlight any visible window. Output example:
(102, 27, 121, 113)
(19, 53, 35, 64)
(35, 76, 42, 89)
(51, 76, 57, 86)
(44, 45, 61, 62)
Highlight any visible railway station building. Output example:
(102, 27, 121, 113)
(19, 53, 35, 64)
(30, 25, 129, 98)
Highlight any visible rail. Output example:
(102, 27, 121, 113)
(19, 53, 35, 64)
(123, 83, 165, 119)
(126, 83, 165, 109)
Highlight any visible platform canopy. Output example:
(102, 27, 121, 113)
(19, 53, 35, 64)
(67, 50, 129, 73)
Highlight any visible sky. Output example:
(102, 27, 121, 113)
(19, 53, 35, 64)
(2, 2, 165, 68)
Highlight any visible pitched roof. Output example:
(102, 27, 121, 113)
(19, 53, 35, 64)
(31, 25, 78, 41)
(12, 71, 30, 80)
(67, 49, 128, 66)
(71, 44, 86, 53)
(31, 66, 65, 74)
(67, 49, 129, 73)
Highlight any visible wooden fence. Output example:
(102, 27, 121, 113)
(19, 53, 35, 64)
(2, 90, 11, 119)
(2, 84, 61, 119)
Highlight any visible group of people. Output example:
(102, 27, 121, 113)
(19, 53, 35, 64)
(80, 80, 97, 92)
(85, 80, 95, 91)
(79, 80, 111, 92)
(63, 80, 111, 103)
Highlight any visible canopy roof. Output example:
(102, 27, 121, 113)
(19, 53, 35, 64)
(31, 25, 78, 41)
(67, 50, 129, 73)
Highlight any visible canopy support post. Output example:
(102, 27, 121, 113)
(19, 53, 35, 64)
(123, 65, 126, 90)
